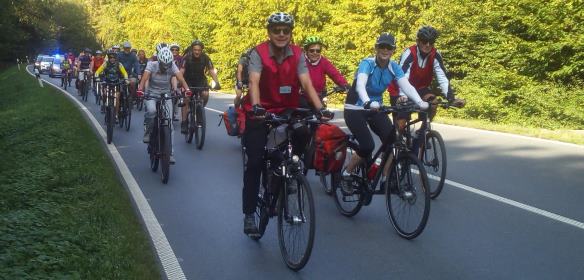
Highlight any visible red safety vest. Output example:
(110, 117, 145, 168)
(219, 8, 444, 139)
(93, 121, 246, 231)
(243, 41, 303, 114)
(388, 45, 436, 96)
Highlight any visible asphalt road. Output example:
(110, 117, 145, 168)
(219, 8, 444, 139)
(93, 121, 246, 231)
(39, 71, 584, 279)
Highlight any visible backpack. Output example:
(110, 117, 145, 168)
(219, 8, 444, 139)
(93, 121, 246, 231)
(313, 124, 347, 172)
(220, 106, 240, 136)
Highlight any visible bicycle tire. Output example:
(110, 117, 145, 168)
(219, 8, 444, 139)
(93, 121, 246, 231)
(106, 106, 114, 144)
(386, 153, 430, 239)
(194, 104, 206, 150)
(419, 130, 447, 199)
(332, 147, 364, 217)
(82, 80, 88, 102)
(278, 173, 315, 271)
(185, 108, 194, 143)
(251, 168, 270, 241)
(149, 124, 159, 172)
(137, 97, 143, 111)
(94, 84, 100, 104)
(160, 125, 171, 184)
(125, 101, 132, 131)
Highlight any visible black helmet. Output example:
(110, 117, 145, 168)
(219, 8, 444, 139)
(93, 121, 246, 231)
(190, 39, 204, 49)
(375, 32, 396, 49)
(106, 49, 118, 58)
(417, 26, 439, 44)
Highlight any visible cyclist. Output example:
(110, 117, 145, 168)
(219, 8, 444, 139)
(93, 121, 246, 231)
(90, 50, 105, 94)
(66, 52, 75, 86)
(60, 56, 72, 87)
(341, 32, 429, 194)
(234, 48, 252, 108)
(137, 49, 148, 79)
(180, 39, 221, 133)
(240, 12, 332, 236)
(301, 35, 350, 107)
(94, 49, 129, 122)
(136, 46, 191, 164)
(118, 42, 140, 104)
(76, 48, 92, 94)
(170, 43, 183, 121)
(388, 26, 465, 132)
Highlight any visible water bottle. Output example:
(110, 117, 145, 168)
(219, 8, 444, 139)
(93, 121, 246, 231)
(367, 157, 382, 180)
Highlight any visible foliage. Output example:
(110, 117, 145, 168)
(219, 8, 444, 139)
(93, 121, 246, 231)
(4, 0, 584, 129)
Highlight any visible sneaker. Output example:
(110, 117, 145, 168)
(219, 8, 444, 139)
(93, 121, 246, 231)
(244, 214, 259, 236)
(181, 121, 187, 134)
(169, 155, 176, 165)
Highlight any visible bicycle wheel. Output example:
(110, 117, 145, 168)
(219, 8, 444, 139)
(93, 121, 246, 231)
(149, 125, 159, 172)
(194, 103, 206, 150)
(160, 125, 171, 184)
(332, 147, 364, 217)
(251, 169, 270, 241)
(278, 173, 315, 271)
(137, 96, 143, 111)
(106, 106, 114, 144)
(94, 84, 100, 104)
(82, 80, 88, 102)
(419, 130, 447, 199)
(125, 100, 132, 131)
(386, 153, 430, 239)
(185, 108, 194, 143)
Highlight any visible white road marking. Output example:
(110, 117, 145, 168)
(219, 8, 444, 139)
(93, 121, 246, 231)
(425, 172, 584, 230)
(27, 67, 187, 280)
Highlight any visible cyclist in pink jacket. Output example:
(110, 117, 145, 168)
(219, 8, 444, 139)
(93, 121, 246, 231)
(300, 36, 350, 108)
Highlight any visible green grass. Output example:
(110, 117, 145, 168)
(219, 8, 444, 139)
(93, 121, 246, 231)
(0, 66, 160, 279)
(435, 116, 584, 145)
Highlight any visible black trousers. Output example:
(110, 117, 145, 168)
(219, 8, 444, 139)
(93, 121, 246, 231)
(343, 109, 395, 161)
(242, 117, 310, 214)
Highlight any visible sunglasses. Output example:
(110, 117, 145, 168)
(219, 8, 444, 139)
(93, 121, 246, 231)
(419, 39, 435, 45)
(308, 48, 322, 54)
(377, 44, 396, 51)
(269, 27, 292, 35)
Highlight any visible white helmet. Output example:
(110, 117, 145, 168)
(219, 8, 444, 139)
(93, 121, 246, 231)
(169, 42, 180, 50)
(266, 12, 294, 29)
(155, 42, 168, 53)
(158, 47, 174, 67)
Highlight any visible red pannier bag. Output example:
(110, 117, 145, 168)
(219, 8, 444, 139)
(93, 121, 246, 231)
(221, 106, 240, 136)
(313, 123, 347, 172)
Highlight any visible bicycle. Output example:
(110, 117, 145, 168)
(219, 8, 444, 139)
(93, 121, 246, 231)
(331, 103, 431, 239)
(147, 91, 175, 184)
(93, 76, 101, 105)
(61, 69, 70, 90)
(302, 86, 346, 195)
(248, 109, 317, 271)
(101, 81, 123, 144)
(406, 98, 463, 199)
(78, 69, 91, 102)
(117, 84, 132, 131)
(183, 86, 209, 150)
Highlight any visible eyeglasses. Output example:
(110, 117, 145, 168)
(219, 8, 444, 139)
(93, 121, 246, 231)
(269, 27, 292, 35)
(418, 39, 435, 45)
(308, 48, 322, 54)
(377, 44, 396, 51)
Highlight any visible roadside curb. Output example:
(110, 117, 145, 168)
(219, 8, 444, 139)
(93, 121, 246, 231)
(25, 66, 187, 280)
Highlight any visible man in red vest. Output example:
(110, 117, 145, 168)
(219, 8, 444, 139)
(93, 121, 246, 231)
(240, 12, 332, 237)
(388, 26, 465, 131)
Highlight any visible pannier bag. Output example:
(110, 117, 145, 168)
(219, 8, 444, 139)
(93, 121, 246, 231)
(313, 123, 347, 172)
(221, 106, 240, 136)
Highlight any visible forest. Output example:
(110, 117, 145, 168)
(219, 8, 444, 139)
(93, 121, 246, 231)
(2, 0, 583, 129)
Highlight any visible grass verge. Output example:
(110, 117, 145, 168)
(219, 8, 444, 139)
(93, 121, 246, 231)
(0, 66, 160, 279)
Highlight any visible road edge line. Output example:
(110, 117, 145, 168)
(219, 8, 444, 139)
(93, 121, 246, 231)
(26, 67, 187, 280)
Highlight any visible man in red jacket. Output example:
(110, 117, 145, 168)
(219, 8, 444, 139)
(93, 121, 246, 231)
(388, 26, 464, 131)
(240, 12, 332, 237)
